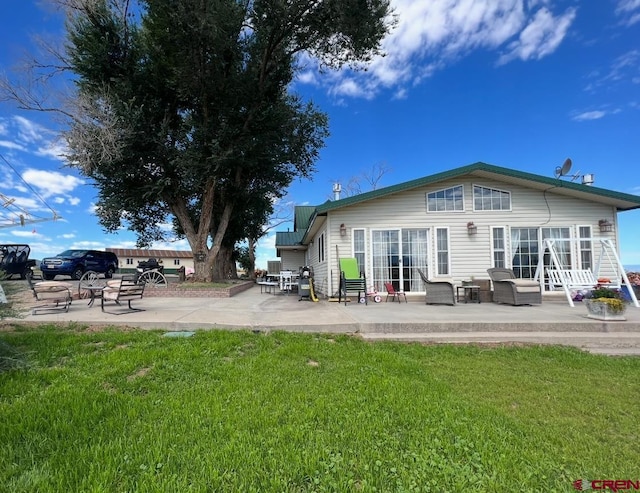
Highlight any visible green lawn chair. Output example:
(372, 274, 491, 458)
(339, 258, 367, 306)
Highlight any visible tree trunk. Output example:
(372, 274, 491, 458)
(211, 245, 237, 280)
(248, 237, 257, 279)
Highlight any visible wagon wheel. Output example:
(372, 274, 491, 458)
(78, 270, 106, 299)
(137, 269, 168, 288)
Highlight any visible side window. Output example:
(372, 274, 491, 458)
(318, 233, 325, 263)
(435, 227, 450, 276)
(353, 229, 365, 273)
(491, 227, 506, 268)
(578, 226, 592, 270)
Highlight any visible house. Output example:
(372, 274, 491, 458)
(274, 162, 640, 298)
(106, 248, 194, 274)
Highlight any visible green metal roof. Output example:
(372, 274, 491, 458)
(294, 206, 316, 232)
(315, 162, 640, 213)
(275, 231, 305, 248)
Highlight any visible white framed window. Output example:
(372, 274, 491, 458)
(473, 185, 511, 211)
(491, 227, 506, 268)
(578, 226, 593, 270)
(318, 233, 325, 263)
(426, 185, 464, 212)
(435, 227, 450, 275)
(174, 259, 180, 266)
(353, 229, 365, 274)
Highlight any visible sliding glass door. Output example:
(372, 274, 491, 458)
(371, 229, 428, 292)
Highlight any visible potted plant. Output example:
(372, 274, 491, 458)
(626, 271, 640, 298)
(584, 286, 627, 321)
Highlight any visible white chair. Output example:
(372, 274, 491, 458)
(279, 271, 294, 295)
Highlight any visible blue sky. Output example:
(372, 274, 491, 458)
(1, 0, 639, 269)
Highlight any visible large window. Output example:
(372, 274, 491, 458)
(542, 227, 571, 270)
(427, 185, 464, 212)
(435, 228, 450, 275)
(510, 227, 538, 279)
(473, 185, 511, 211)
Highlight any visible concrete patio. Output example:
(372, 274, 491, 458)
(6, 283, 640, 355)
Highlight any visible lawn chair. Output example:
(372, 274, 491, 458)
(384, 282, 407, 303)
(417, 268, 455, 305)
(27, 275, 73, 314)
(338, 258, 367, 306)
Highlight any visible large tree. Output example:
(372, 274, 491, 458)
(5, 0, 392, 281)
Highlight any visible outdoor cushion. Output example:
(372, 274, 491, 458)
(501, 279, 540, 293)
(35, 281, 73, 292)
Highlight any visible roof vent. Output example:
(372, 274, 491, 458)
(581, 174, 594, 186)
(332, 183, 341, 201)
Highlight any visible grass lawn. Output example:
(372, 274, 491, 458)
(0, 325, 638, 492)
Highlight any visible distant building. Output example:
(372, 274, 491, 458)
(106, 248, 194, 274)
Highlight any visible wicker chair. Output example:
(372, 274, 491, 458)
(417, 268, 455, 305)
(487, 268, 542, 305)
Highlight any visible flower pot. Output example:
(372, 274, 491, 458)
(585, 299, 627, 321)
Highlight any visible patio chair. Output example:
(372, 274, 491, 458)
(417, 268, 455, 305)
(338, 258, 367, 306)
(384, 282, 407, 303)
(27, 275, 73, 314)
(487, 268, 542, 305)
(279, 270, 294, 295)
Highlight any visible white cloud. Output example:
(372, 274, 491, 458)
(572, 110, 607, 121)
(0, 140, 27, 152)
(615, 0, 640, 25)
(584, 50, 640, 93)
(22, 169, 84, 198)
(497, 7, 576, 65)
(299, 0, 577, 99)
(12, 230, 42, 238)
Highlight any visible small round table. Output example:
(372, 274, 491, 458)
(84, 286, 105, 307)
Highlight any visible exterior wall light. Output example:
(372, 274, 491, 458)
(598, 219, 614, 233)
(340, 223, 347, 237)
(467, 221, 477, 235)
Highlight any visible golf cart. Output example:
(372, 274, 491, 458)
(0, 244, 37, 279)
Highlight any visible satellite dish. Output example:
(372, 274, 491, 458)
(555, 158, 572, 178)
